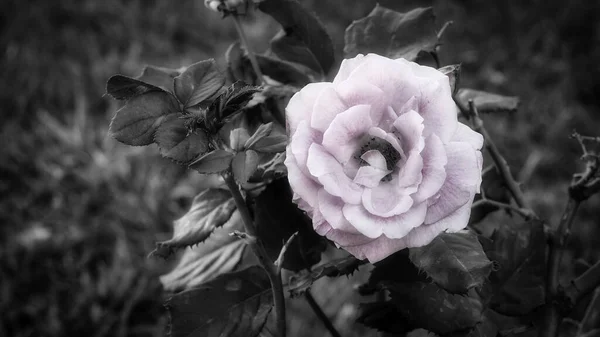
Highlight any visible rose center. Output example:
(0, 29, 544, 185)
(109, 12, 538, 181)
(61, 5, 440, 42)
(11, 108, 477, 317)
(353, 136, 402, 182)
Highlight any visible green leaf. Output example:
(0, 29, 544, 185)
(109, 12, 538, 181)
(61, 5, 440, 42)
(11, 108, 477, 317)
(251, 178, 328, 272)
(384, 282, 484, 334)
(137, 65, 180, 92)
(356, 301, 414, 334)
(254, 54, 312, 86)
(174, 59, 225, 108)
(206, 82, 261, 131)
(481, 220, 546, 315)
(106, 74, 165, 100)
(270, 29, 323, 74)
(152, 189, 236, 258)
(166, 266, 272, 337)
(258, 0, 334, 74)
(470, 167, 511, 225)
(344, 5, 438, 61)
(456, 88, 520, 114)
(160, 211, 257, 292)
(448, 314, 498, 337)
(189, 149, 235, 174)
(287, 256, 365, 297)
(409, 231, 493, 294)
(248, 152, 288, 183)
(154, 114, 210, 163)
(109, 91, 178, 146)
(232, 150, 259, 184)
(244, 123, 274, 150)
(439, 64, 461, 95)
(226, 42, 255, 84)
(360, 249, 429, 296)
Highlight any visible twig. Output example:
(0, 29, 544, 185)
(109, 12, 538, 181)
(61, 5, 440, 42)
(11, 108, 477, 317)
(577, 287, 600, 336)
(222, 173, 287, 337)
(471, 198, 536, 220)
(563, 260, 600, 307)
(465, 100, 534, 214)
(275, 232, 298, 274)
(305, 290, 343, 337)
(229, 10, 265, 84)
(437, 21, 454, 40)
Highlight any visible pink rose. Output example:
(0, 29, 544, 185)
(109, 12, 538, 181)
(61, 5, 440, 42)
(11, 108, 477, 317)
(284, 54, 483, 262)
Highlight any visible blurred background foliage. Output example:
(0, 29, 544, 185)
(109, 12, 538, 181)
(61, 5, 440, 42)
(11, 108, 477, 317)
(1, 0, 599, 336)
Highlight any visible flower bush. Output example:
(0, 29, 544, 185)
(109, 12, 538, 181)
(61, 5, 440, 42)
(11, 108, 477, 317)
(285, 54, 483, 262)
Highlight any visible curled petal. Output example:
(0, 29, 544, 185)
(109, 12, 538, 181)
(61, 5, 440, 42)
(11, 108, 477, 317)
(353, 165, 391, 188)
(451, 122, 484, 150)
(392, 109, 425, 153)
(336, 80, 388, 125)
(396, 150, 423, 190)
(416, 80, 457, 143)
(333, 54, 367, 84)
(311, 86, 349, 132)
(322, 104, 373, 164)
(413, 134, 447, 203)
(286, 82, 331, 135)
(290, 121, 321, 172)
(285, 147, 319, 210)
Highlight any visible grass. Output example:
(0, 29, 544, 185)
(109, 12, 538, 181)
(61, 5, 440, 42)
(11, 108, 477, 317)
(1, 0, 599, 336)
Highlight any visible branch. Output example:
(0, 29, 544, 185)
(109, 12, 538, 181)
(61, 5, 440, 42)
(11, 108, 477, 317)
(305, 290, 343, 337)
(577, 287, 600, 337)
(563, 260, 600, 307)
(222, 173, 287, 337)
(229, 10, 265, 84)
(471, 198, 536, 220)
(275, 232, 298, 275)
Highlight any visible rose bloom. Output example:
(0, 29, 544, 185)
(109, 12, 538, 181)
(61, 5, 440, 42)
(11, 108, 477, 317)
(284, 54, 483, 262)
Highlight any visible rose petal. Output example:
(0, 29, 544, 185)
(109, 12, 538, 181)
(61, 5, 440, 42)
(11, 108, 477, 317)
(285, 147, 319, 210)
(306, 143, 362, 204)
(311, 86, 349, 132)
(353, 165, 391, 188)
(333, 54, 366, 84)
(451, 122, 484, 150)
(336, 80, 388, 125)
(286, 82, 331, 135)
(290, 120, 321, 173)
(317, 189, 361, 232)
(342, 234, 409, 262)
(361, 150, 387, 170)
(413, 134, 447, 203)
(416, 80, 457, 143)
(392, 109, 425, 153)
(396, 149, 423, 190)
(343, 201, 427, 239)
(367, 127, 405, 158)
(321, 104, 373, 164)
(399, 58, 448, 82)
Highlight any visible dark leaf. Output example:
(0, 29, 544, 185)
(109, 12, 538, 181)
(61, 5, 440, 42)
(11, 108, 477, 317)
(137, 65, 181, 92)
(174, 59, 226, 108)
(357, 301, 414, 334)
(226, 42, 255, 84)
(270, 29, 323, 74)
(481, 220, 546, 315)
(385, 282, 484, 334)
(361, 249, 429, 295)
(206, 82, 261, 131)
(457, 88, 519, 114)
(189, 149, 235, 174)
(559, 318, 580, 337)
(344, 5, 438, 61)
(248, 152, 288, 183)
(232, 150, 259, 184)
(287, 256, 366, 297)
(154, 114, 210, 163)
(152, 189, 236, 257)
(160, 211, 257, 292)
(251, 178, 328, 272)
(258, 0, 334, 73)
(409, 231, 493, 293)
(448, 314, 498, 337)
(470, 167, 512, 225)
(439, 64, 461, 95)
(255, 54, 312, 86)
(244, 123, 274, 150)
(166, 266, 272, 337)
(251, 134, 287, 153)
(485, 309, 538, 337)
(109, 91, 178, 146)
(106, 74, 165, 100)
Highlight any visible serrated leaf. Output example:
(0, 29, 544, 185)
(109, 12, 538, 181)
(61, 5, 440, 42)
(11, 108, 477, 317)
(166, 266, 273, 337)
(137, 65, 180, 92)
(106, 74, 165, 100)
(160, 211, 257, 292)
(357, 301, 414, 334)
(258, 0, 334, 74)
(409, 231, 493, 294)
(109, 91, 178, 146)
(439, 64, 461, 95)
(384, 282, 484, 334)
(287, 256, 365, 297)
(206, 82, 261, 131)
(470, 167, 511, 225)
(249, 152, 288, 183)
(270, 29, 323, 74)
(155, 114, 210, 163)
(152, 189, 236, 257)
(251, 134, 287, 153)
(344, 5, 438, 61)
(232, 150, 259, 184)
(189, 149, 235, 173)
(481, 220, 546, 315)
(244, 123, 274, 150)
(457, 89, 519, 114)
(252, 178, 328, 272)
(448, 314, 498, 337)
(255, 54, 312, 86)
(174, 59, 225, 108)
(360, 249, 429, 295)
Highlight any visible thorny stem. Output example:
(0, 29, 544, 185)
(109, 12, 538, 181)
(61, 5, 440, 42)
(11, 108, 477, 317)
(304, 291, 343, 337)
(563, 260, 600, 307)
(229, 11, 265, 84)
(471, 198, 536, 220)
(222, 174, 287, 337)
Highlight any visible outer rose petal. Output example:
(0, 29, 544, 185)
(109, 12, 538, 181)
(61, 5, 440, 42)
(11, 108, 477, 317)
(413, 134, 447, 203)
(284, 147, 319, 210)
(286, 82, 331, 135)
(311, 86, 349, 132)
(333, 54, 367, 84)
(416, 79, 457, 143)
(451, 122, 484, 150)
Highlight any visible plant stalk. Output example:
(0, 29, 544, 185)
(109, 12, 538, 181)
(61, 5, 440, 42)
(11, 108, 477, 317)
(305, 291, 343, 337)
(230, 12, 265, 84)
(222, 174, 287, 337)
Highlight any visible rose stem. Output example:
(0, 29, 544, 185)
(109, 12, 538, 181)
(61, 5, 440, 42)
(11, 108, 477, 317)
(222, 173, 287, 337)
(471, 199, 536, 220)
(304, 290, 343, 337)
(576, 287, 600, 336)
(562, 260, 600, 307)
(229, 9, 265, 84)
